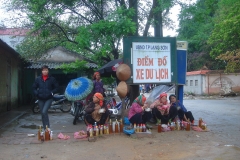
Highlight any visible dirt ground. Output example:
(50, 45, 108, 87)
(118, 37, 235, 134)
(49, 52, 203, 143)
(0, 95, 240, 160)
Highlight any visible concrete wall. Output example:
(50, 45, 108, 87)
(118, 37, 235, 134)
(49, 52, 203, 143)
(0, 47, 21, 112)
(184, 75, 203, 95)
(184, 72, 240, 95)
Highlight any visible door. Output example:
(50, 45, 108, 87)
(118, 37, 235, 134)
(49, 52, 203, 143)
(6, 60, 11, 111)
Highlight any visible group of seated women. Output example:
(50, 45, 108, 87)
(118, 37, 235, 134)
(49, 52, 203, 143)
(84, 92, 194, 128)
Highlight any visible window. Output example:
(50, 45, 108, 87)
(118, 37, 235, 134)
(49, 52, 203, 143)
(190, 80, 193, 86)
(186, 80, 188, 86)
(195, 80, 198, 86)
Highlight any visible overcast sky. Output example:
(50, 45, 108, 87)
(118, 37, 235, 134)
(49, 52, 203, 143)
(0, 1, 189, 37)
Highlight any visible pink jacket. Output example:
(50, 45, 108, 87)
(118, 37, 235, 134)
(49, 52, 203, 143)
(128, 102, 143, 120)
(150, 99, 170, 115)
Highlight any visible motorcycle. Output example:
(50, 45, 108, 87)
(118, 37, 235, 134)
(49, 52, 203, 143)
(106, 97, 131, 117)
(32, 95, 72, 113)
(71, 100, 86, 125)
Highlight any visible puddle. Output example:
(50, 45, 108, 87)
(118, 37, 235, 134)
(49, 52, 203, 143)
(20, 124, 38, 129)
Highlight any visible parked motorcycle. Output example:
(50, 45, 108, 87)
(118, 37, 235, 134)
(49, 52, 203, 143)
(71, 100, 86, 125)
(32, 95, 71, 113)
(106, 97, 131, 117)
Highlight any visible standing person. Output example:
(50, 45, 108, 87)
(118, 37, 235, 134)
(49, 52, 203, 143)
(150, 93, 178, 124)
(84, 93, 110, 125)
(128, 94, 152, 128)
(32, 65, 59, 130)
(169, 94, 194, 124)
(86, 72, 106, 103)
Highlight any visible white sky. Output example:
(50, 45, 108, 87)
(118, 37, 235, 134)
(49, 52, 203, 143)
(0, 1, 183, 37)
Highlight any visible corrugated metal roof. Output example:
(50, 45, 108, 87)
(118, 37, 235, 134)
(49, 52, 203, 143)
(26, 62, 98, 69)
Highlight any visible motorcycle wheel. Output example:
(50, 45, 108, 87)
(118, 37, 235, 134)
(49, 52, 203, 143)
(73, 105, 80, 125)
(32, 104, 40, 113)
(60, 100, 71, 112)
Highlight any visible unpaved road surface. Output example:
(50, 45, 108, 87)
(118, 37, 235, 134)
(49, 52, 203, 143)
(0, 95, 240, 160)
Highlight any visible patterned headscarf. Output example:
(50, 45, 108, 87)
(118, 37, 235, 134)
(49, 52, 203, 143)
(94, 92, 104, 107)
(93, 72, 100, 80)
(159, 92, 168, 105)
(159, 92, 167, 99)
(133, 94, 146, 106)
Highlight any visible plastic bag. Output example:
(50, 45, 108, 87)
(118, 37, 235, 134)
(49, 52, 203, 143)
(57, 132, 70, 140)
(123, 126, 135, 135)
(74, 130, 88, 139)
(124, 117, 130, 125)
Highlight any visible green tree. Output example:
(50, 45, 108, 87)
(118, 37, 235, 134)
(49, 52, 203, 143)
(7, 0, 182, 65)
(208, 0, 240, 72)
(177, 0, 224, 71)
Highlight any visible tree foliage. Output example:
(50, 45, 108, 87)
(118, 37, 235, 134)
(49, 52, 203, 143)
(208, 0, 240, 72)
(177, 0, 224, 71)
(7, 0, 182, 67)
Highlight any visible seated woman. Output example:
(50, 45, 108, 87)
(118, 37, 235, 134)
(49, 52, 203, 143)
(169, 94, 194, 124)
(150, 93, 178, 124)
(84, 93, 110, 126)
(128, 94, 152, 127)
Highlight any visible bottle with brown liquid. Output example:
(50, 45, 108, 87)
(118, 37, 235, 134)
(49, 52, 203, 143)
(109, 119, 113, 134)
(186, 121, 190, 131)
(199, 118, 202, 127)
(45, 125, 50, 141)
(158, 120, 162, 133)
(38, 125, 42, 141)
(119, 119, 123, 133)
(115, 119, 119, 133)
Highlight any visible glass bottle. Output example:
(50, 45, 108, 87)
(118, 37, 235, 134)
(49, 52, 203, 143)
(50, 131, 53, 140)
(199, 118, 202, 127)
(134, 123, 137, 132)
(41, 131, 44, 142)
(38, 125, 42, 141)
(139, 124, 143, 132)
(142, 124, 146, 132)
(119, 120, 123, 133)
(186, 121, 190, 131)
(158, 120, 162, 133)
(96, 126, 99, 136)
(100, 125, 103, 135)
(115, 119, 119, 133)
(45, 125, 50, 141)
(109, 119, 113, 134)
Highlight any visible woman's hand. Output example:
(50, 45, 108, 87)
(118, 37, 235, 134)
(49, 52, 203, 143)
(94, 105, 101, 110)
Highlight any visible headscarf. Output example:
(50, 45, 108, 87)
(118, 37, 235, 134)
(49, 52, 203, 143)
(133, 94, 146, 106)
(94, 92, 104, 107)
(159, 92, 167, 99)
(159, 92, 168, 105)
(93, 72, 100, 80)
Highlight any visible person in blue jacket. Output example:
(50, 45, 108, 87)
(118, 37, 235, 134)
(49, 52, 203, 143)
(169, 94, 194, 124)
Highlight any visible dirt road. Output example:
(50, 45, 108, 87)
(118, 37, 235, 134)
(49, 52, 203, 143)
(0, 96, 239, 160)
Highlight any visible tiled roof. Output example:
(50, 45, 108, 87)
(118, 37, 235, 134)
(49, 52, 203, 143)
(0, 28, 30, 36)
(187, 70, 209, 75)
(26, 62, 98, 69)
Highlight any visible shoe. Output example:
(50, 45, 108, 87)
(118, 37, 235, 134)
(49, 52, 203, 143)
(146, 123, 153, 129)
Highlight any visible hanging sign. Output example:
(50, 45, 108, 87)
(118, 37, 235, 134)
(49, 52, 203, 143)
(132, 42, 171, 83)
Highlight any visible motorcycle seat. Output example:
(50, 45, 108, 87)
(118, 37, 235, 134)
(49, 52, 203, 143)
(53, 95, 65, 100)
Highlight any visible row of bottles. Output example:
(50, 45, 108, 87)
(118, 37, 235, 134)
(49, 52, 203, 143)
(38, 125, 53, 142)
(157, 118, 191, 133)
(133, 123, 147, 132)
(87, 119, 124, 137)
